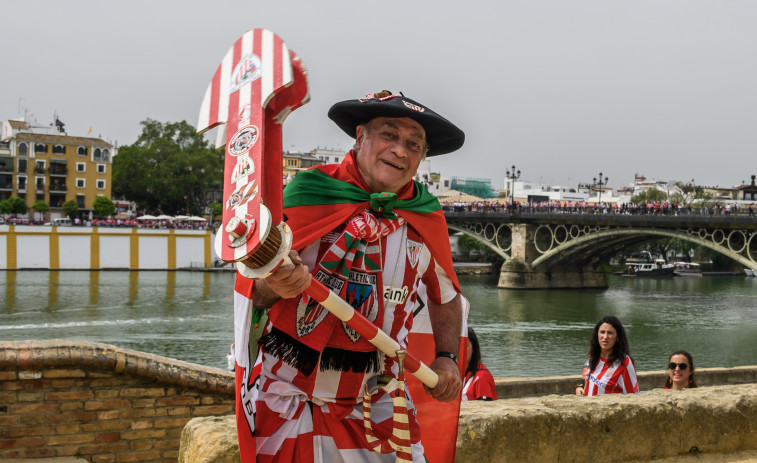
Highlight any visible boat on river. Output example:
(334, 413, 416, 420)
(746, 269, 755, 277)
(623, 252, 675, 277)
(673, 262, 702, 277)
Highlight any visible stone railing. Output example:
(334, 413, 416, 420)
(179, 367, 757, 463)
(456, 384, 757, 462)
(0, 340, 235, 462)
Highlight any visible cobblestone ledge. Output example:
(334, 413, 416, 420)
(0, 340, 235, 462)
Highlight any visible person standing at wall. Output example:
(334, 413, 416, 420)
(462, 327, 497, 401)
(575, 315, 639, 396)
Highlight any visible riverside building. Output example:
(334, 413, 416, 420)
(0, 116, 115, 221)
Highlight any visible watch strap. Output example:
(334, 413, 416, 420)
(435, 351, 458, 364)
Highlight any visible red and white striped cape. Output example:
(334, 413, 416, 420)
(230, 256, 468, 462)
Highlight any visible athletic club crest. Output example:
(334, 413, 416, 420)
(226, 180, 258, 210)
(229, 54, 262, 93)
(228, 125, 259, 156)
(231, 155, 254, 183)
(296, 270, 345, 337)
(403, 100, 425, 112)
(343, 271, 378, 343)
(406, 239, 422, 268)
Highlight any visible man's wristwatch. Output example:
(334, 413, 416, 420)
(435, 351, 458, 364)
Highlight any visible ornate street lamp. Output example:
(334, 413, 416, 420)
(593, 172, 608, 209)
(506, 165, 521, 213)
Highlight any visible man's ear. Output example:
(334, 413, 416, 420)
(355, 125, 365, 150)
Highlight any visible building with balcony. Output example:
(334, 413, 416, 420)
(0, 117, 116, 220)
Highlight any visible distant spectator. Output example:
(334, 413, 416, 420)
(576, 315, 639, 396)
(462, 327, 497, 401)
(664, 350, 697, 390)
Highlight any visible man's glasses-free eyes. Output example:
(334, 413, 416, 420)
(668, 362, 689, 370)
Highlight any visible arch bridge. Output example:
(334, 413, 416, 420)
(444, 211, 757, 289)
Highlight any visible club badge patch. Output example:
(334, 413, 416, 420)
(406, 239, 422, 268)
(228, 125, 259, 156)
(231, 155, 254, 183)
(403, 100, 425, 112)
(229, 54, 262, 93)
(342, 271, 378, 343)
(226, 180, 258, 210)
(296, 270, 346, 338)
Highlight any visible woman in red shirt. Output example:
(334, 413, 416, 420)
(576, 315, 639, 396)
(462, 327, 497, 401)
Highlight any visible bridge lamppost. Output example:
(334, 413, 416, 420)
(593, 172, 608, 210)
(506, 165, 521, 213)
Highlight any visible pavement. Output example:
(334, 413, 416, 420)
(628, 451, 757, 462)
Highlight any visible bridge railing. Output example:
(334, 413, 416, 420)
(442, 203, 757, 218)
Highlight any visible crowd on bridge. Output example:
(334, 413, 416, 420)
(441, 200, 756, 217)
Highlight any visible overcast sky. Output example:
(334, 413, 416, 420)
(3, 1, 756, 190)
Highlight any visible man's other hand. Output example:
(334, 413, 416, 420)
(425, 356, 462, 402)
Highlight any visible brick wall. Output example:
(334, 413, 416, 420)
(0, 340, 235, 462)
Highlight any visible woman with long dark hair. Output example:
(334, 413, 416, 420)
(575, 315, 639, 396)
(664, 350, 697, 390)
(462, 327, 497, 401)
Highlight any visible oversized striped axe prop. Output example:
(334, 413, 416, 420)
(197, 29, 439, 389)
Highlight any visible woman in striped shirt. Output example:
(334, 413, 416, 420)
(575, 315, 639, 396)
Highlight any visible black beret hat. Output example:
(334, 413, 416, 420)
(327, 91, 465, 156)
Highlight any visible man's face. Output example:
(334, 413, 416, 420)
(354, 117, 426, 194)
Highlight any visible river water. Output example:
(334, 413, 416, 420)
(1, 271, 756, 378)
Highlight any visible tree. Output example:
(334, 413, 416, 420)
(629, 188, 668, 204)
(32, 200, 50, 222)
(62, 200, 78, 221)
(93, 196, 115, 218)
(6, 196, 27, 216)
(0, 199, 11, 217)
(112, 119, 223, 215)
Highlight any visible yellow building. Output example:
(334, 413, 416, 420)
(0, 119, 115, 220)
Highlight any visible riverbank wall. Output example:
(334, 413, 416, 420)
(2, 340, 756, 462)
(0, 225, 212, 270)
(0, 340, 234, 462)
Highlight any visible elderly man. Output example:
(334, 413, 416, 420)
(251, 91, 465, 462)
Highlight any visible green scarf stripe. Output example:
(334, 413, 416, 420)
(283, 168, 441, 215)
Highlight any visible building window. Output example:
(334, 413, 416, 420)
(18, 143, 28, 157)
(77, 146, 87, 156)
(76, 194, 85, 208)
(93, 148, 102, 161)
(97, 164, 106, 174)
(17, 176, 26, 191)
(35, 143, 47, 153)
(17, 159, 27, 173)
(35, 176, 45, 191)
(53, 145, 66, 154)
(96, 179, 106, 190)
(444, 180, 450, 188)
(76, 162, 86, 172)
(76, 178, 86, 189)
(102, 148, 110, 162)
(35, 160, 46, 174)
(36, 192, 45, 201)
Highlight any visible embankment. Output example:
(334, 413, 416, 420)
(2, 340, 757, 462)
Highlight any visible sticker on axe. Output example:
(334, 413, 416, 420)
(231, 155, 254, 183)
(229, 54, 262, 94)
(226, 179, 258, 210)
(228, 125, 259, 156)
